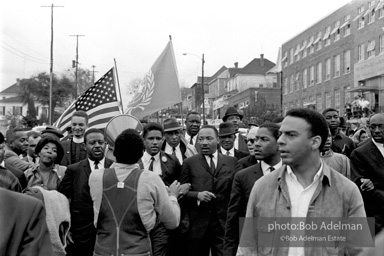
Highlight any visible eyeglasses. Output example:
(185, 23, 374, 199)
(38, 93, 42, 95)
(246, 138, 256, 144)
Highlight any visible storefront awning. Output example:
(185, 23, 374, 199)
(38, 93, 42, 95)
(347, 85, 380, 93)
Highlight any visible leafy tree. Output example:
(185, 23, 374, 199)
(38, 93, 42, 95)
(68, 68, 93, 95)
(243, 96, 280, 125)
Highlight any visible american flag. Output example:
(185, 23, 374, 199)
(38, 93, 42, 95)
(54, 68, 121, 134)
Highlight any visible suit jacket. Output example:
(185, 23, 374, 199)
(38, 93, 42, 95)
(0, 188, 52, 256)
(4, 148, 31, 189)
(58, 158, 113, 242)
(237, 134, 249, 153)
(237, 155, 258, 170)
(161, 138, 198, 163)
(223, 162, 263, 256)
(219, 148, 249, 161)
(60, 140, 87, 166)
(180, 153, 239, 240)
(350, 139, 384, 234)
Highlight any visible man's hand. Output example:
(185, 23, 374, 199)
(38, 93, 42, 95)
(197, 191, 216, 202)
(178, 183, 191, 199)
(168, 180, 180, 198)
(360, 178, 374, 191)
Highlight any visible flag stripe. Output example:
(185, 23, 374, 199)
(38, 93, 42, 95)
(54, 68, 122, 135)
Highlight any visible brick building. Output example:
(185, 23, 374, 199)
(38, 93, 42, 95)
(282, 0, 384, 115)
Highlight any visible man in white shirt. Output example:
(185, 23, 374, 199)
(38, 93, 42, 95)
(184, 111, 201, 147)
(218, 123, 249, 160)
(161, 118, 197, 165)
(222, 107, 248, 152)
(238, 108, 368, 255)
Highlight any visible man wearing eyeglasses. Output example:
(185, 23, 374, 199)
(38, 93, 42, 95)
(223, 123, 282, 256)
(237, 127, 259, 169)
(351, 113, 384, 235)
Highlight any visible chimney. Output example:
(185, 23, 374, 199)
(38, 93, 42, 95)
(234, 62, 238, 69)
(260, 54, 264, 66)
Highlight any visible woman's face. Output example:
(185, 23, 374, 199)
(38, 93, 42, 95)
(359, 132, 369, 143)
(39, 142, 58, 165)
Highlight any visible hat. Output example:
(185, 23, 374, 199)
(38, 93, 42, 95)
(163, 118, 182, 132)
(248, 122, 258, 128)
(218, 123, 236, 137)
(339, 117, 347, 128)
(41, 126, 64, 139)
(222, 107, 243, 122)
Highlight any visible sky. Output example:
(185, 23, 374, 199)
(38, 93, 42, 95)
(1, 0, 352, 105)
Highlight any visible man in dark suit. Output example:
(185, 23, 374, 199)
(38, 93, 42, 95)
(184, 111, 201, 148)
(218, 122, 249, 160)
(140, 122, 188, 256)
(60, 110, 88, 166)
(351, 113, 384, 235)
(237, 127, 259, 169)
(0, 187, 52, 255)
(223, 123, 282, 256)
(58, 128, 113, 256)
(223, 107, 248, 152)
(180, 125, 240, 256)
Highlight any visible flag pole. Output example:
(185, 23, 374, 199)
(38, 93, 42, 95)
(114, 58, 124, 113)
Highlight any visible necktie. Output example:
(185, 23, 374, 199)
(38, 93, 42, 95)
(189, 136, 194, 145)
(209, 154, 216, 174)
(172, 147, 176, 156)
(94, 160, 99, 170)
(226, 151, 230, 156)
(269, 166, 275, 173)
(148, 157, 155, 171)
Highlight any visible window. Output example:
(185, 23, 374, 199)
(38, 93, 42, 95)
(295, 73, 300, 91)
(368, 0, 376, 24)
(315, 31, 322, 51)
(282, 51, 288, 67)
(324, 26, 331, 46)
(325, 58, 331, 80)
(0, 107, 5, 115)
(335, 90, 340, 107)
(294, 44, 301, 61)
(316, 62, 322, 84)
(367, 40, 376, 58)
(334, 55, 341, 77)
(332, 21, 340, 41)
(290, 48, 294, 64)
(341, 15, 351, 37)
(290, 75, 295, 92)
(301, 40, 307, 58)
(13, 106, 22, 115)
(310, 66, 315, 86)
(325, 92, 331, 108)
(379, 1, 384, 18)
(316, 95, 323, 112)
(309, 36, 315, 54)
(380, 35, 384, 54)
(284, 77, 288, 95)
(303, 69, 308, 88)
(358, 44, 365, 61)
(344, 50, 351, 74)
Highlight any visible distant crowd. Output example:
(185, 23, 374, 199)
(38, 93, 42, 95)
(0, 106, 383, 256)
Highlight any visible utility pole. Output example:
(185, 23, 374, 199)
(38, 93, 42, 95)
(91, 65, 98, 84)
(42, 4, 63, 125)
(70, 35, 85, 98)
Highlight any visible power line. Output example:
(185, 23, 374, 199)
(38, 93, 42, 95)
(1, 41, 49, 62)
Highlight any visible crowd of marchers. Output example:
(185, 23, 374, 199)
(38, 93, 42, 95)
(0, 106, 383, 256)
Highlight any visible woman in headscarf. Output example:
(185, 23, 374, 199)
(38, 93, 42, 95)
(25, 136, 66, 190)
(352, 128, 369, 147)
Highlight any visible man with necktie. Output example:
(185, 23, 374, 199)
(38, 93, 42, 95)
(162, 118, 197, 165)
(141, 122, 189, 256)
(180, 125, 240, 256)
(218, 123, 249, 160)
(58, 128, 113, 256)
(222, 107, 248, 152)
(184, 111, 201, 147)
(224, 123, 282, 256)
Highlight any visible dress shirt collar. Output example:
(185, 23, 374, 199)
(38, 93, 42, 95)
(286, 161, 323, 189)
(143, 151, 160, 163)
(260, 160, 283, 175)
(165, 143, 181, 152)
(204, 151, 218, 167)
(73, 137, 84, 143)
(88, 158, 105, 172)
(220, 146, 234, 156)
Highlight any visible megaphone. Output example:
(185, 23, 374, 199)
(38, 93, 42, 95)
(104, 114, 143, 150)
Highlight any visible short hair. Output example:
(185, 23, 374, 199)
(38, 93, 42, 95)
(186, 111, 200, 120)
(71, 110, 89, 124)
(199, 125, 218, 138)
(27, 130, 41, 138)
(322, 108, 338, 116)
(285, 108, 329, 151)
(114, 129, 144, 164)
(0, 132, 4, 144)
(271, 116, 284, 124)
(35, 137, 64, 164)
(142, 123, 163, 139)
(84, 128, 104, 144)
(259, 123, 280, 140)
(6, 128, 29, 143)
